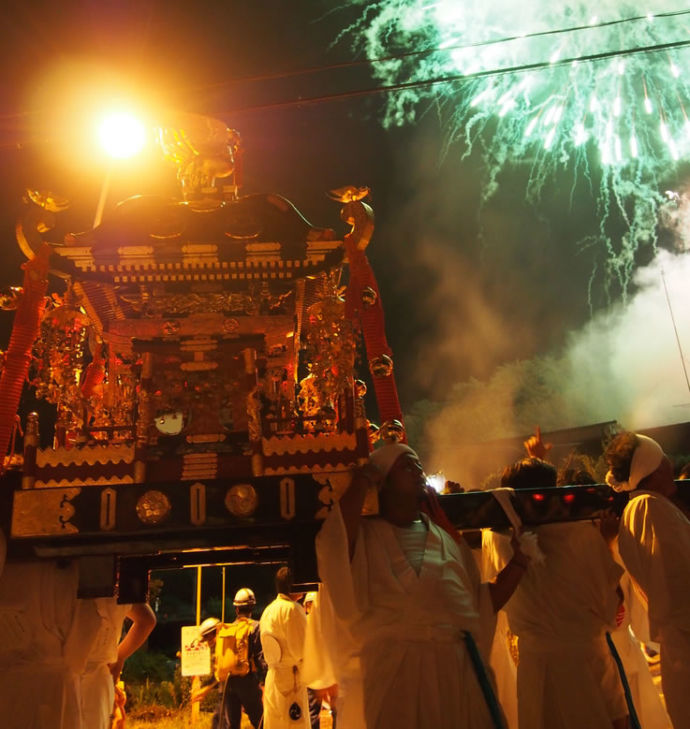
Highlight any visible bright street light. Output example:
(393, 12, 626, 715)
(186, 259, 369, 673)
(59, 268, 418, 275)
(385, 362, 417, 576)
(96, 111, 147, 159)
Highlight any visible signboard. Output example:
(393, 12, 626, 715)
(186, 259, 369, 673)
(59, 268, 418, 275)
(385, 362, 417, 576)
(180, 625, 212, 677)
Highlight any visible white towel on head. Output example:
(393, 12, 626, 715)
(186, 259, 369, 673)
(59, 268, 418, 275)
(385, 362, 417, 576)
(368, 443, 418, 479)
(605, 434, 664, 492)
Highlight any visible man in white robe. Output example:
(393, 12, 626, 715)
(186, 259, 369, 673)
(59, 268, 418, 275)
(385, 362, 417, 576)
(302, 583, 366, 729)
(484, 609, 519, 729)
(0, 551, 102, 729)
(260, 566, 310, 729)
(316, 443, 530, 729)
(484, 457, 629, 729)
(80, 599, 156, 729)
(610, 571, 672, 729)
(605, 432, 690, 729)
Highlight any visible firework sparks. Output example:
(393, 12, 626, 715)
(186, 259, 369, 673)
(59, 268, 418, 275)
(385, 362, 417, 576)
(341, 1, 690, 297)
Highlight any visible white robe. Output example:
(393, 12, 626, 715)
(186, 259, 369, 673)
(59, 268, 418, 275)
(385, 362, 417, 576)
(483, 522, 627, 729)
(618, 490, 690, 729)
(80, 598, 131, 729)
(610, 627, 671, 729)
(302, 584, 366, 729)
(260, 594, 310, 729)
(486, 610, 518, 729)
(0, 560, 102, 729)
(316, 505, 497, 729)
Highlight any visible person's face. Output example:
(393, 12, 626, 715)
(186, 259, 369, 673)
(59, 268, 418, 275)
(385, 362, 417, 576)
(382, 453, 428, 504)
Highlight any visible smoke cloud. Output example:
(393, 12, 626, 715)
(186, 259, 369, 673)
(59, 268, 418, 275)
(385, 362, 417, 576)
(407, 194, 690, 487)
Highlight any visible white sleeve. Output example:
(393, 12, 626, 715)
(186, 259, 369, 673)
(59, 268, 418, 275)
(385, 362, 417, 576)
(481, 530, 513, 581)
(315, 503, 365, 622)
(302, 592, 337, 689)
(619, 495, 690, 634)
(285, 605, 307, 665)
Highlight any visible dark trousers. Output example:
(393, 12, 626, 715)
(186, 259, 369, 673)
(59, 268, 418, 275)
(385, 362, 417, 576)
(308, 688, 322, 729)
(214, 673, 264, 729)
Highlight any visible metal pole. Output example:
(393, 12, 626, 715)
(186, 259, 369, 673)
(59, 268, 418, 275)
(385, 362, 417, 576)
(192, 565, 203, 726)
(93, 170, 111, 229)
(196, 565, 202, 625)
(221, 566, 226, 624)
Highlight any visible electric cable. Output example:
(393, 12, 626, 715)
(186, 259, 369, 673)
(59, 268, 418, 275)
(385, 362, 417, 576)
(213, 36, 690, 115)
(184, 9, 690, 92)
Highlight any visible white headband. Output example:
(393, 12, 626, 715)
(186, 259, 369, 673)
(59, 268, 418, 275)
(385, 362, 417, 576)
(369, 443, 418, 480)
(605, 434, 664, 492)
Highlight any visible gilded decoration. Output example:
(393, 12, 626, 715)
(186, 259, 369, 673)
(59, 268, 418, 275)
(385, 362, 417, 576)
(29, 291, 138, 444)
(118, 284, 293, 318)
(261, 432, 357, 456)
(224, 483, 258, 518)
(136, 490, 172, 525)
(100, 488, 117, 531)
(12, 488, 81, 537)
(190, 482, 207, 525)
(156, 113, 241, 200)
(145, 346, 253, 447)
(36, 444, 135, 467)
(297, 273, 359, 434)
(13, 113, 376, 527)
(30, 300, 91, 428)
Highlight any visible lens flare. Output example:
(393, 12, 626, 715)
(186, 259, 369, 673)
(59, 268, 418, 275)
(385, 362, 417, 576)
(96, 111, 147, 159)
(342, 1, 690, 296)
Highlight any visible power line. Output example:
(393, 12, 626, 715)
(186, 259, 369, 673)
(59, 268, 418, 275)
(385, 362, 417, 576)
(215, 36, 690, 116)
(661, 266, 690, 395)
(1, 22, 689, 134)
(186, 8, 690, 94)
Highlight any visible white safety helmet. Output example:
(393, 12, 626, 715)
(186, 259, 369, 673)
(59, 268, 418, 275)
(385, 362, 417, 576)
(233, 587, 256, 607)
(304, 592, 317, 606)
(199, 616, 220, 638)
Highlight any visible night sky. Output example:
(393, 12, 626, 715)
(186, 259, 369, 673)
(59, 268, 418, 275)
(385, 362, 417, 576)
(1, 0, 687, 474)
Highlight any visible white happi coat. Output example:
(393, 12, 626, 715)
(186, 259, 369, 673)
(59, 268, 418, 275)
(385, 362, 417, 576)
(618, 490, 690, 729)
(260, 594, 310, 729)
(0, 559, 102, 729)
(316, 504, 497, 729)
(483, 522, 627, 729)
(80, 598, 131, 729)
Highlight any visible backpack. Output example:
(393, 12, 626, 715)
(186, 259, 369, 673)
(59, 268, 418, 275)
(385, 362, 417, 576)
(215, 618, 254, 681)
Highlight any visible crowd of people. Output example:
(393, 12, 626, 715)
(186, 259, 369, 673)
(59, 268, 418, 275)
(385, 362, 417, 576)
(193, 570, 328, 729)
(0, 428, 688, 729)
(189, 429, 690, 729)
(308, 430, 690, 729)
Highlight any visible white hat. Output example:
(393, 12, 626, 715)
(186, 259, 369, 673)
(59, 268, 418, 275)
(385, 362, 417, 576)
(304, 591, 317, 605)
(369, 443, 419, 480)
(233, 587, 256, 606)
(199, 616, 220, 637)
(605, 434, 665, 492)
